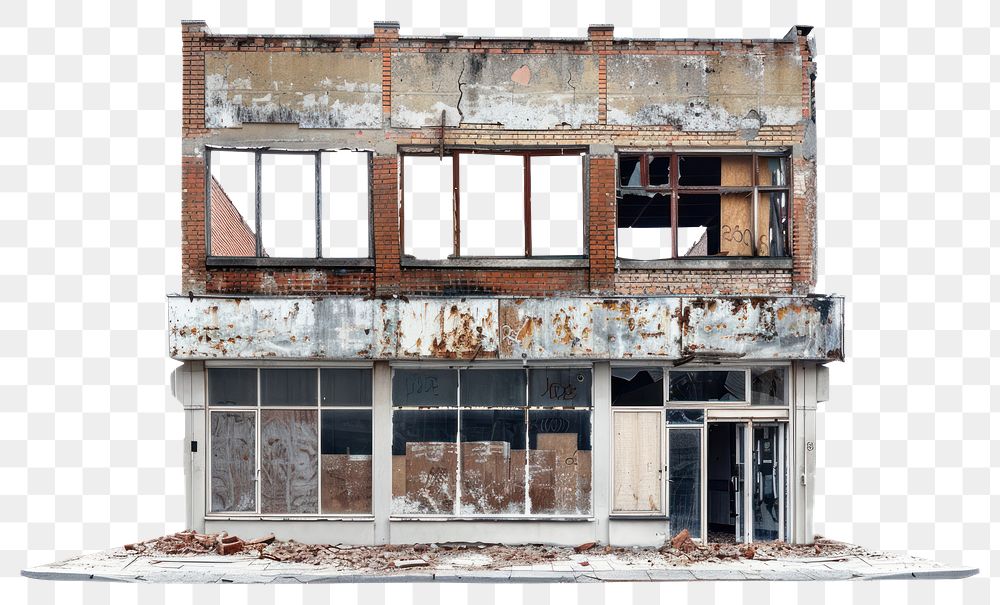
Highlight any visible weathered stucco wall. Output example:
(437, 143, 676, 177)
(205, 52, 382, 129)
(167, 295, 843, 362)
(390, 53, 599, 129)
(606, 53, 803, 130)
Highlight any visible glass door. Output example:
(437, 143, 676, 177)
(751, 423, 783, 541)
(733, 423, 747, 542)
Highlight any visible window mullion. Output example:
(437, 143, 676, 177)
(670, 154, 679, 258)
(254, 151, 263, 258)
(452, 151, 461, 258)
(523, 154, 532, 257)
(315, 152, 322, 259)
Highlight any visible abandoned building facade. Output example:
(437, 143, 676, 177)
(170, 21, 842, 547)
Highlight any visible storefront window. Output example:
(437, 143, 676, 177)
(206, 367, 373, 516)
(391, 367, 592, 516)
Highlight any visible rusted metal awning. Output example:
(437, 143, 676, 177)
(167, 295, 844, 362)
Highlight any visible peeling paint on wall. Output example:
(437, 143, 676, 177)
(606, 53, 803, 130)
(390, 53, 599, 129)
(168, 295, 843, 361)
(205, 52, 382, 129)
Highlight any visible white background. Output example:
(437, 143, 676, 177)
(2, 1, 996, 603)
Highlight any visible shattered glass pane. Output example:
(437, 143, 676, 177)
(669, 370, 747, 402)
(618, 155, 642, 188)
(667, 409, 705, 425)
(648, 155, 670, 186)
(611, 367, 664, 406)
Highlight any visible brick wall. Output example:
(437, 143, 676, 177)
(180, 22, 815, 298)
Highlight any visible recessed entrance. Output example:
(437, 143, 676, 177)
(707, 421, 785, 543)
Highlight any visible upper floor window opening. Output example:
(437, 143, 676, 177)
(616, 152, 791, 261)
(206, 148, 371, 261)
(401, 149, 586, 260)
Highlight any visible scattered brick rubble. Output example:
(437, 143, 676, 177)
(121, 531, 869, 572)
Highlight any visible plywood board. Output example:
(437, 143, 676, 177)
(392, 455, 406, 499)
(402, 442, 458, 514)
(537, 433, 580, 514)
(577, 450, 592, 514)
(719, 156, 754, 257)
(756, 195, 770, 256)
(510, 449, 526, 509)
(528, 449, 556, 513)
(321, 454, 372, 514)
(260, 409, 319, 514)
(613, 411, 662, 512)
(460, 441, 520, 514)
(210, 411, 256, 513)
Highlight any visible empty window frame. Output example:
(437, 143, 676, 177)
(206, 367, 374, 516)
(616, 152, 790, 259)
(390, 366, 592, 517)
(400, 150, 585, 259)
(206, 149, 371, 260)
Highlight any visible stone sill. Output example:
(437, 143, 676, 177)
(617, 257, 793, 271)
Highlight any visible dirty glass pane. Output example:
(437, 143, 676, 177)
(459, 154, 525, 256)
(260, 409, 319, 514)
(612, 367, 664, 406)
(321, 410, 372, 514)
(648, 156, 670, 186)
(459, 369, 526, 406)
(391, 409, 458, 514)
(678, 155, 721, 187)
(752, 425, 781, 541)
(210, 411, 256, 512)
(668, 428, 701, 539)
(392, 369, 458, 406)
(616, 193, 672, 260)
(666, 409, 705, 425)
(207, 368, 257, 406)
(459, 410, 527, 514)
(757, 156, 787, 187)
(320, 368, 372, 407)
(209, 150, 258, 256)
(527, 409, 592, 514)
(402, 155, 453, 260)
(321, 150, 370, 258)
(260, 368, 318, 406)
(668, 370, 746, 402)
(751, 367, 787, 406)
(260, 153, 317, 258)
(528, 368, 592, 407)
(618, 155, 642, 188)
(762, 191, 789, 257)
(530, 155, 584, 256)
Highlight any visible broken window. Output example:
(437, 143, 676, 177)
(401, 150, 585, 259)
(616, 152, 790, 259)
(402, 155, 454, 260)
(668, 370, 748, 403)
(668, 428, 702, 539)
(207, 366, 373, 517)
(206, 149, 371, 260)
(611, 367, 664, 406)
(391, 366, 592, 516)
(750, 366, 787, 406)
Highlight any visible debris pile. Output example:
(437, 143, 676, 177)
(660, 532, 861, 563)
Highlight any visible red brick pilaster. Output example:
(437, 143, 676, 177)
(374, 21, 399, 126)
(588, 155, 616, 293)
(182, 20, 209, 138)
(372, 155, 401, 294)
(181, 156, 207, 293)
(588, 25, 613, 125)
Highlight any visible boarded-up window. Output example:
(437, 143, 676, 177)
(321, 410, 372, 514)
(260, 409, 319, 514)
(210, 411, 257, 513)
(391, 366, 592, 516)
(612, 411, 661, 513)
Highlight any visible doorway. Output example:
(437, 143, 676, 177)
(707, 421, 785, 543)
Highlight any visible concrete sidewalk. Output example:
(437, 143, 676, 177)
(22, 548, 978, 584)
